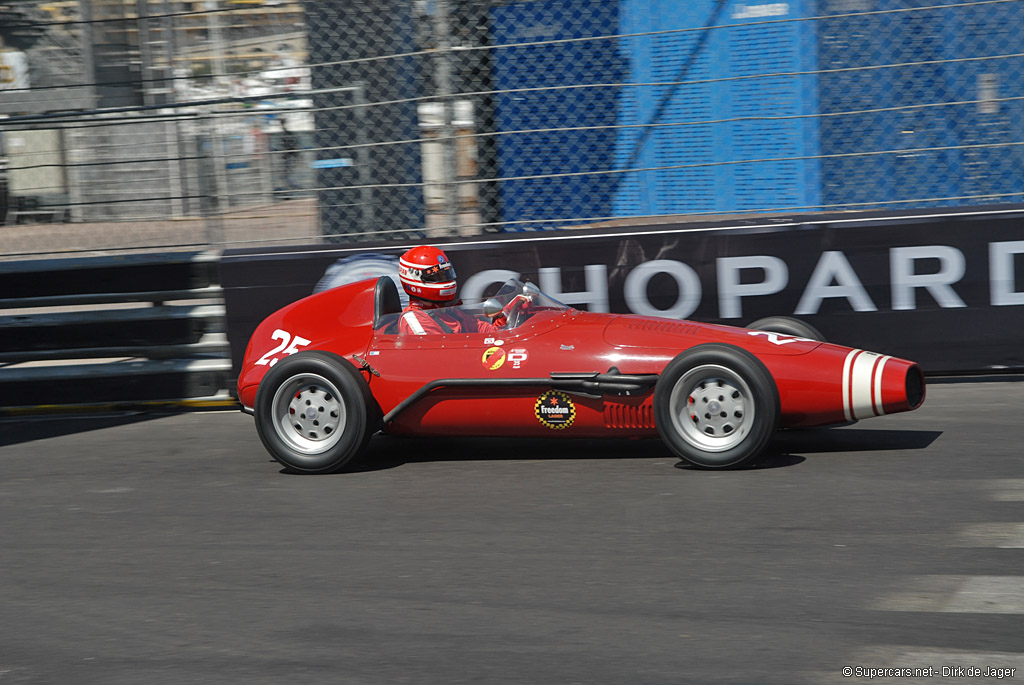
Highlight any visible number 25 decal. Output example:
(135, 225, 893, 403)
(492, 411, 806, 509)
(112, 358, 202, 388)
(255, 329, 311, 366)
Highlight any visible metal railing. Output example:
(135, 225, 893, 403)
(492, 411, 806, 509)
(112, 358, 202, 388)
(0, 251, 233, 413)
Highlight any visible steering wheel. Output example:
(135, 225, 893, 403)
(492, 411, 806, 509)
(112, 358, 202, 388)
(483, 281, 541, 329)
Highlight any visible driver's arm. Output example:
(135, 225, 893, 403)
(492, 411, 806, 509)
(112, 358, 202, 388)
(475, 318, 502, 334)
(502, 294, 532, 319)
(483, 293, 533, 330)
(446, 308, 501, 334)
(446, 304, 520, 333)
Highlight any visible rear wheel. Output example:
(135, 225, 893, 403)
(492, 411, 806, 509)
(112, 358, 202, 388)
(746, 316, 824, 342)
(254, 351, 375, 474)
(654, 344, 779, 468)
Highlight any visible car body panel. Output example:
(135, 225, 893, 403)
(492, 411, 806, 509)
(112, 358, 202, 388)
(602, 315, 821, 356)
(237, 279, 376, 407)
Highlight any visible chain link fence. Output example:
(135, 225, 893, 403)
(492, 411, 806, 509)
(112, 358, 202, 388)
(1, 0, 1022, 257)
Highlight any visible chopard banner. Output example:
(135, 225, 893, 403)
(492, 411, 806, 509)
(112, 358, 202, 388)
(222, 206, 1024, 377)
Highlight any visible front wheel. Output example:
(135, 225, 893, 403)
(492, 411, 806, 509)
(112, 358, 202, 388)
(254, 351, 376, 474)
(654, 344, 780, 469)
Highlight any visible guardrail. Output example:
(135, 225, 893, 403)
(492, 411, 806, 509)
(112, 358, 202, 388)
(0, 251, 235, 415)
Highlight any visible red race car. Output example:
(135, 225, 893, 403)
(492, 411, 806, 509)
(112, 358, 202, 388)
(237, 277, 925, 473)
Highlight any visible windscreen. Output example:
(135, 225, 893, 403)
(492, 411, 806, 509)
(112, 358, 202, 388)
(491, 279, 568, 312)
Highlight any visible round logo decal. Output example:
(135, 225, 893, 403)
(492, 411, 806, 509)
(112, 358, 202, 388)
(481, 346, 506, 371)
(535, 390, 576, 430)
(508, 348, 528, 369)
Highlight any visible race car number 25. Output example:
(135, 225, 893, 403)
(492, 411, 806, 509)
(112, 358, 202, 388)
(255, 329, 311, 367)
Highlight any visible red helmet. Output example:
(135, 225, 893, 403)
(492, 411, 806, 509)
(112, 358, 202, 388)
(398, 245, 457, 303)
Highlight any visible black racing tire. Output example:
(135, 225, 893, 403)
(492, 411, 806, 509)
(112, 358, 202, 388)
(654, 344, 780, 469)
(254, 351, 375, 474)
(745, 316, 825, 342)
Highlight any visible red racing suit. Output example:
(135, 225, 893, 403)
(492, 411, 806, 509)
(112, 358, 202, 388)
(398, 299, 503, 336)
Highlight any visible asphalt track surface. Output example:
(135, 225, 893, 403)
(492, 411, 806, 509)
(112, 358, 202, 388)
(1, 380, 1023, 685)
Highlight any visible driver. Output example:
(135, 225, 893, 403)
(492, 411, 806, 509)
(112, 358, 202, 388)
(397, 245, 526, 336)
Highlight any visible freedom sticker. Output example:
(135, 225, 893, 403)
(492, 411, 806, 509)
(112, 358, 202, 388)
(535, 390, 576, 430)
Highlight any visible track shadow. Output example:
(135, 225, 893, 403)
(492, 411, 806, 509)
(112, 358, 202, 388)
(337, 426, 942, 475)
(673, 452, 807, 471)
(672, 428, 940, 471)
(336, 436, 672, 474)
(342, 434, 809, 474)
(0, 413, 166, 448)
(771, 427, 943, 455)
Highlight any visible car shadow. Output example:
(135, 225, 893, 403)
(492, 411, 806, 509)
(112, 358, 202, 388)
(345, 435, 670, 473)
(341, 426, 942, 474)
(673, 452, 807, 471)
(673, 428, 941, 471)
(772, 427, 942, 454)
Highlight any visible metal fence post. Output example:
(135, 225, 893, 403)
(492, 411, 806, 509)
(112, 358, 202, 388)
(200, 115, 225, 247)
(352, 81, 376, 231)
(430, 0, 460, 234)
(136, 0, 156, 107)
(59, 124, 78, 223)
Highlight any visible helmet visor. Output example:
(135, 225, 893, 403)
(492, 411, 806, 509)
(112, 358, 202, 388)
(420, 263, 456, 284)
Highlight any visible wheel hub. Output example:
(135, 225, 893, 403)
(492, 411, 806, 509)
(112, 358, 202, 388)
(687, 380, 745, 440)
(271, 373, 347, 455)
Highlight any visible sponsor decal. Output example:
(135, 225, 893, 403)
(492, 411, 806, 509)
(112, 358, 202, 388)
(535, 390, 576, 430)
(508, 348, 528, 369)
(484, 337, 505, 346)
(560, 344, 574, 351)
(481, 346, 506, 371)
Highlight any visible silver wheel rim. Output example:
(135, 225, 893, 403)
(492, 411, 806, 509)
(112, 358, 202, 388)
(668, 364, 754, 453)
(271, 373, 346, 456)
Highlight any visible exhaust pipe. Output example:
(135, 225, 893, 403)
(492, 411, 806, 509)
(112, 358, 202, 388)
(841, 350, 926, 421)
